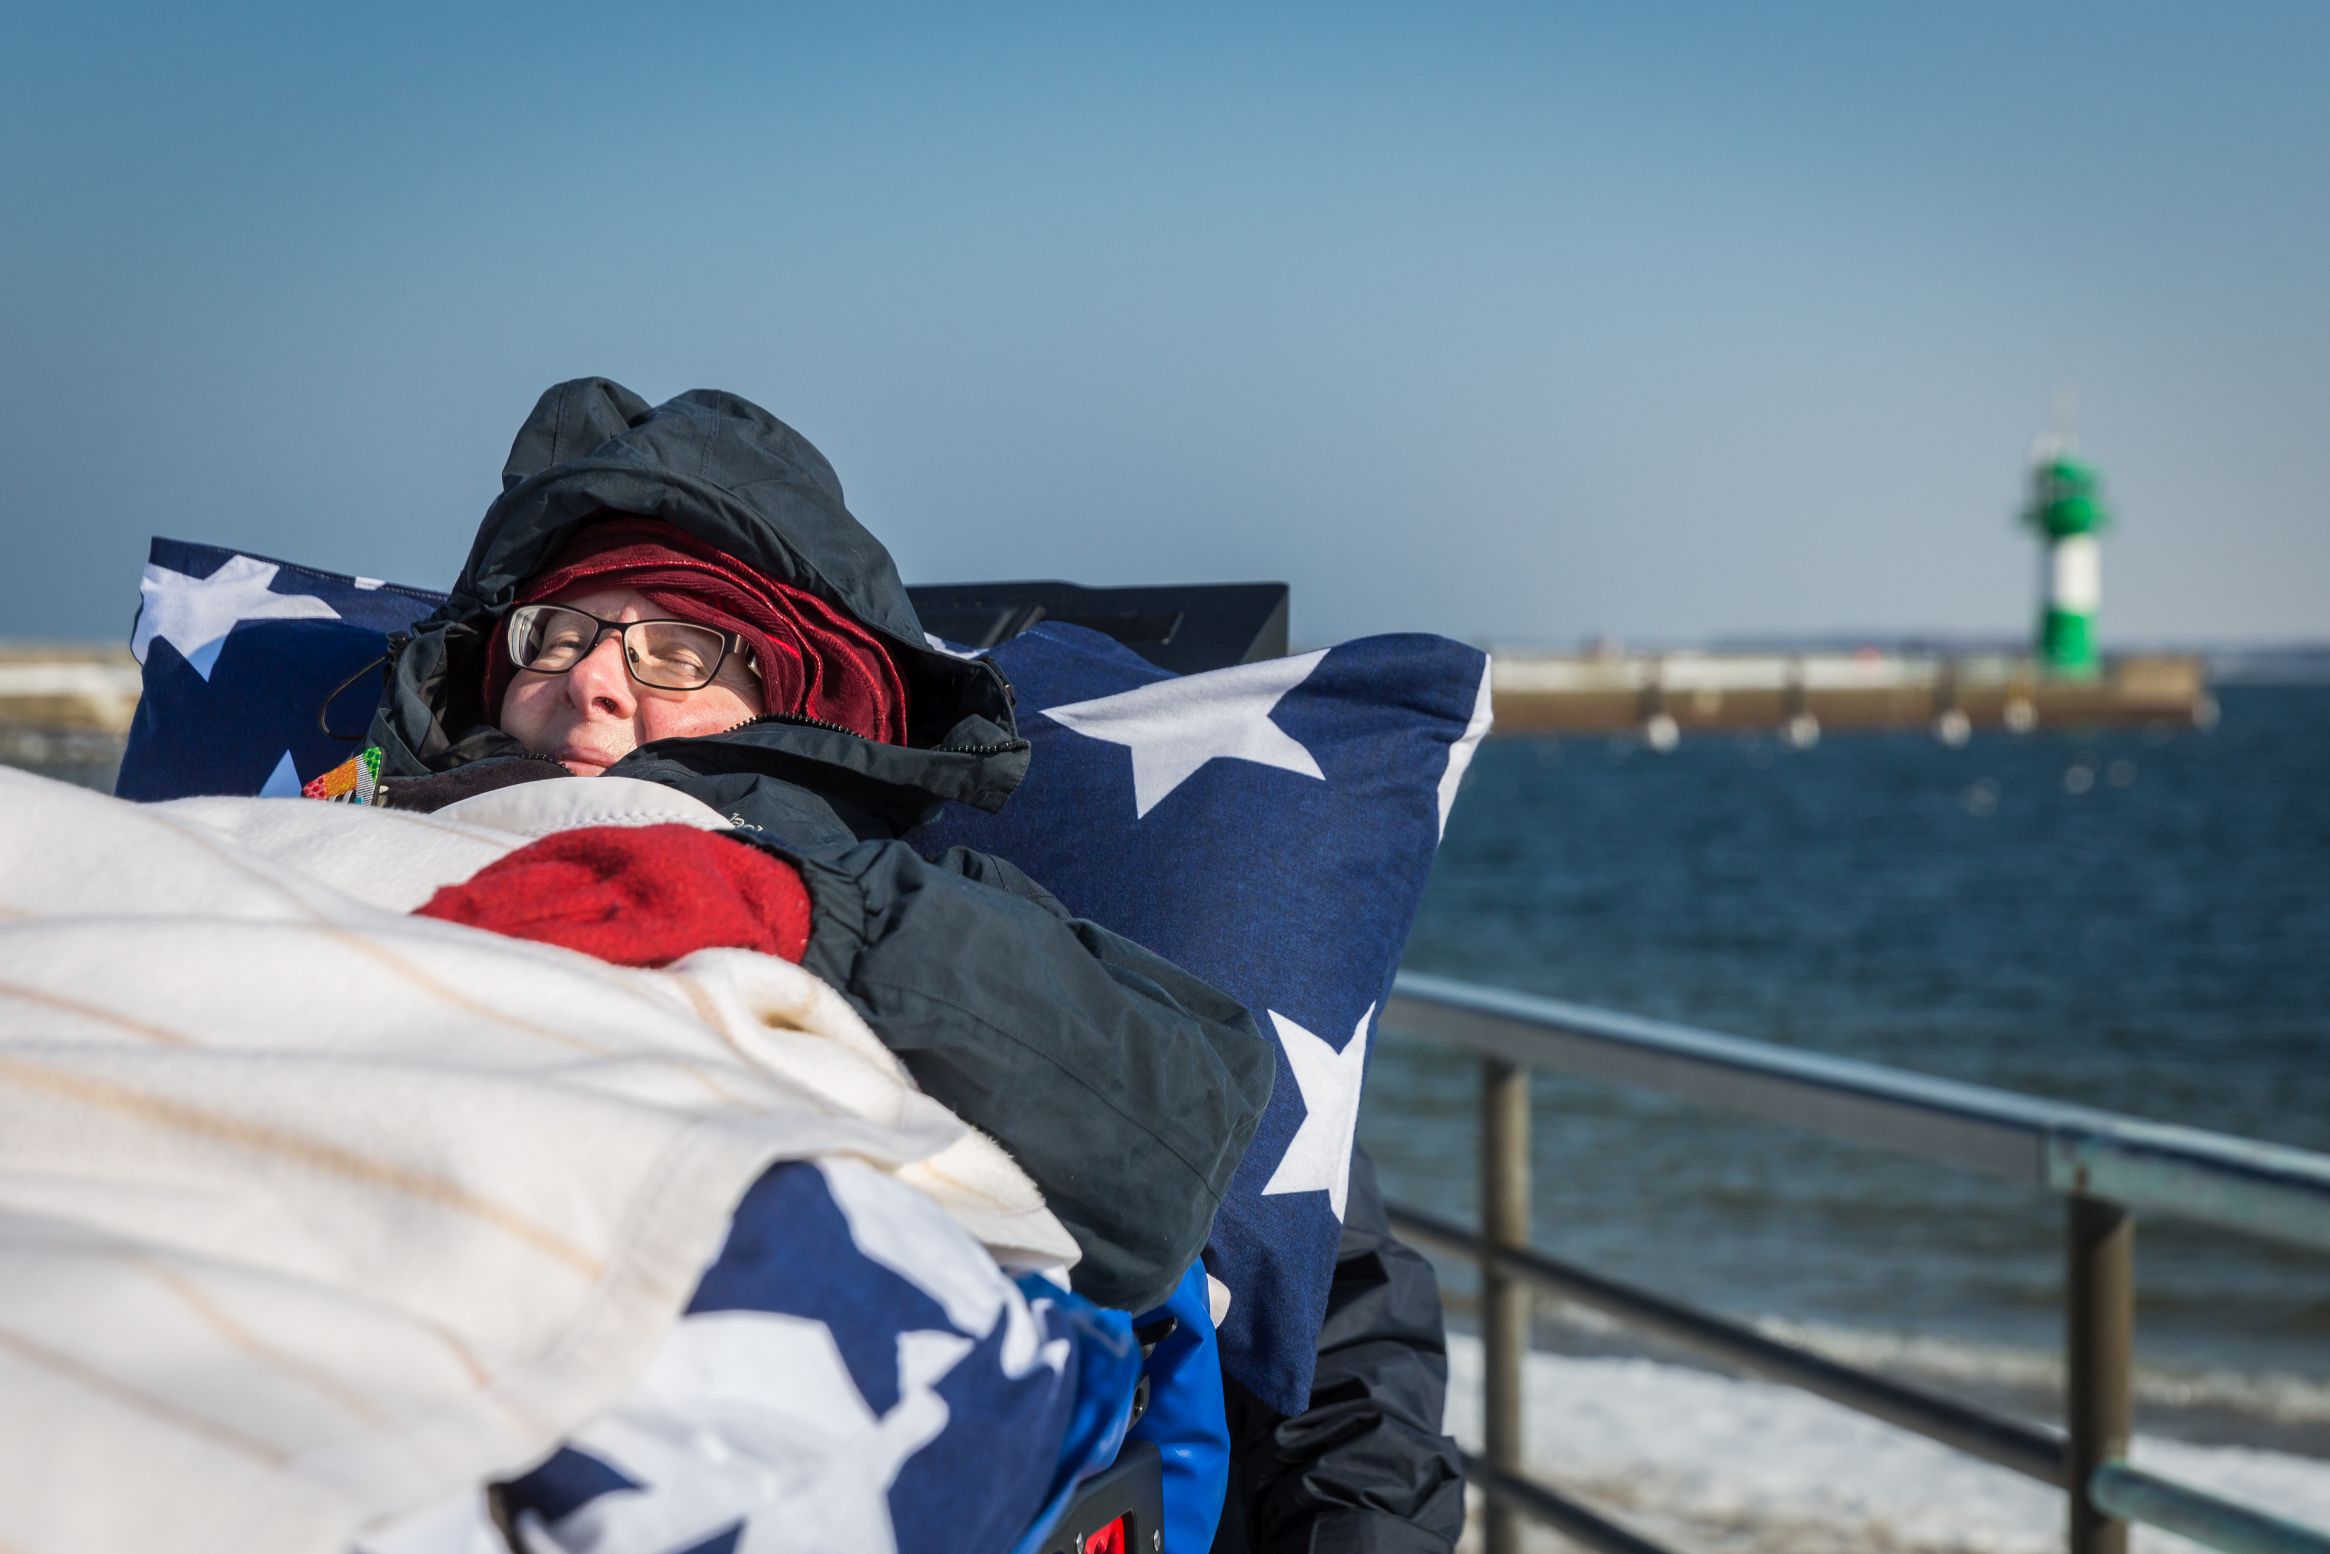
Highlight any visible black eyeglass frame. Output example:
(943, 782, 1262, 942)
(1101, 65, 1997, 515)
(503, 604, 750, 693)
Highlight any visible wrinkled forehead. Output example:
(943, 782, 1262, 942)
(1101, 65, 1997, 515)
(532, 585, 671, 624)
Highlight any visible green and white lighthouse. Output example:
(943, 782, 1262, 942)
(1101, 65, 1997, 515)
(2021, 448, 2110, 676)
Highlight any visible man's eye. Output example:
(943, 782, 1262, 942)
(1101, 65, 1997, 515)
(641, 629, 713, 667)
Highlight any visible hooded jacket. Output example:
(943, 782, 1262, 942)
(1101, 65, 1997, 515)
(367, 379, 1274, 1315)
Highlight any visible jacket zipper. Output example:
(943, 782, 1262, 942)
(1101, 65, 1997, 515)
(374, 749, 566, 808)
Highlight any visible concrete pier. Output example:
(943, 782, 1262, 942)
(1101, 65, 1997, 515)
(0, 643, 141, 733)
(0, 643, 142, 771)
(1491, 651, 2209, 738)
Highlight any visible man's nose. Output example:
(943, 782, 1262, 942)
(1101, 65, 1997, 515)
(566, 632, 638, 717)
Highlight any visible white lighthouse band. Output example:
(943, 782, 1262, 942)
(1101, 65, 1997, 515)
(2047, 533, 2102, 613)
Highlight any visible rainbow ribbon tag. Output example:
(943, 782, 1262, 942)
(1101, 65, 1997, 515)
(301, 745, 383, 805)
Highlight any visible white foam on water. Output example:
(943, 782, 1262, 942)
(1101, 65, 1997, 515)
(1753, 1317, 2330, 1427)
(1446, 1335, 2330, 1554)
(1528, 1301, 2330, 1426)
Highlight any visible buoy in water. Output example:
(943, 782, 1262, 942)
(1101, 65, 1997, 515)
(1643, 713, 1680, 753)
(1933, 708, 1972, 747)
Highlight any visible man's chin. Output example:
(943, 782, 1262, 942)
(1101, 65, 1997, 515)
(556, 753, 618, 777)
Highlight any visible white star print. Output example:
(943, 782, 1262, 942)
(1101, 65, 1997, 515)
(1043, 650, 1329, 819)
(521, 1167, 1072, 1554)
(544, 1313, 972, 1554)
(820, 1160, 1066, 1381)
(1435, 656, 1496, 838)
(1261, 1003, 1374, 1222)
(131, 554, 340, 681)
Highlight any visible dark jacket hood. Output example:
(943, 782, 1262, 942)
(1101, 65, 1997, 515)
(368, 379, 1027, 832)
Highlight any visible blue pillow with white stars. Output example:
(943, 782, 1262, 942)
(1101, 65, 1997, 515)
(118, 538, 446, 802)
(909, 623, 1492, 1416)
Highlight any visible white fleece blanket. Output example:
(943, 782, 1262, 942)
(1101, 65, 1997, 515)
(0, 769, 1075, 1554)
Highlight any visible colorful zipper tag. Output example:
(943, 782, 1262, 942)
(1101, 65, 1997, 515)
(302, 745, 383, 805)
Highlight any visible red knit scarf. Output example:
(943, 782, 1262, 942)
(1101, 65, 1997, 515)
(484, 518, 910, 745)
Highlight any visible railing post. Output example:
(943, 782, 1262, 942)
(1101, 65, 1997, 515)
(2067, 1195, 2134, 1554)
(1481, 1058, 1531, 1554)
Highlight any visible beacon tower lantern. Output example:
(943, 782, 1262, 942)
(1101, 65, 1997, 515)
(2022, 449, 2110, 676)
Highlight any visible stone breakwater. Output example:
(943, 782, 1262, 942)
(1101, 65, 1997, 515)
(1489, 650, 2210, 741)
(0, 643, 137, 773)
(0, 643, 139, 731)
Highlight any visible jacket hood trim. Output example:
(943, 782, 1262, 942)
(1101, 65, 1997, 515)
(373, 381, 1026, 817)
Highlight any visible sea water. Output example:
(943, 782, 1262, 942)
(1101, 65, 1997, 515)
(1381, 682, 2330, 1545)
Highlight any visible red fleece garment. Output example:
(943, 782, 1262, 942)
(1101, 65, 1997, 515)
(414, 825, 812, 968)
(483, 516, 911, 746)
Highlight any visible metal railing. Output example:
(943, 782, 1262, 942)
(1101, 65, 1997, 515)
(1380, 970, 2330, 1554)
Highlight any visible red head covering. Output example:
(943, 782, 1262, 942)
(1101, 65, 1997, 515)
(484, 517, 910, 745)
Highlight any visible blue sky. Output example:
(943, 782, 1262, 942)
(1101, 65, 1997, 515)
(4, 3, 2324, 647)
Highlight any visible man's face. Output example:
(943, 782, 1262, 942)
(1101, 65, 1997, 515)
(497, 585, 765, 776)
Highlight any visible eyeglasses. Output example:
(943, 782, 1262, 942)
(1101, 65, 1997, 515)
(504, 604, 750, 692)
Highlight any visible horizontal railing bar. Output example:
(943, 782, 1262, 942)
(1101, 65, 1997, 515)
(1390, 1203, 2070, 1487)
(1384, 975, 2047, 1178)
(1461, 1452, 1688, 1554)
(2090, 1460, 2330, 1554)
(2042, 1126, 2330, 1257)
(1386, 971, 2330, 1252)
